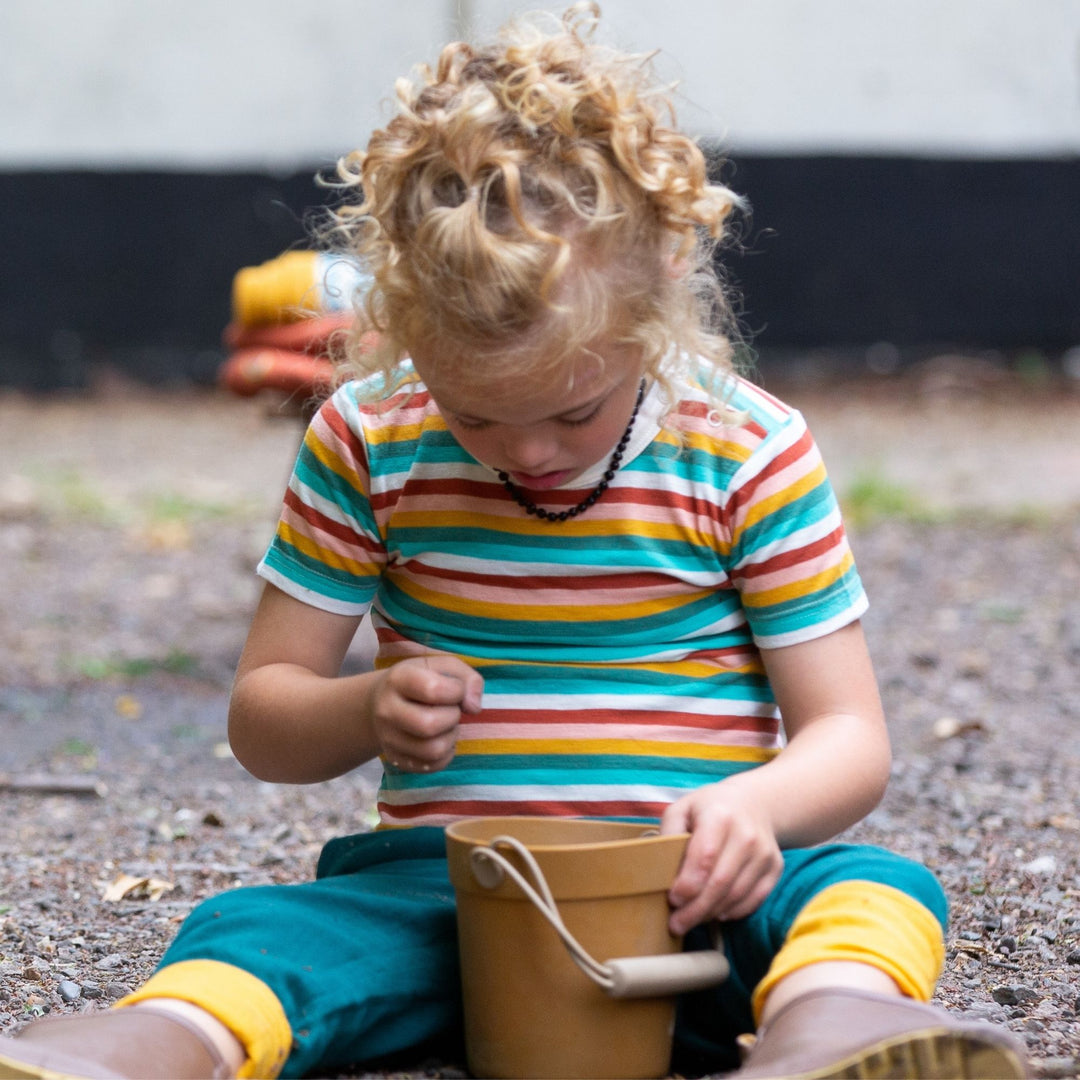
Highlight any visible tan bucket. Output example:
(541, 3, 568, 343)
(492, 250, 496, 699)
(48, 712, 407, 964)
(445, 817, 728, 1080)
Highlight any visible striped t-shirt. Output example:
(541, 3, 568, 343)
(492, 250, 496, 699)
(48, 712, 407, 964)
(258, 368, 868, 826)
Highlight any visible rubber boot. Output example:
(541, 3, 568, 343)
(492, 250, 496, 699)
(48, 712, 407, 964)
(0, 1006, 232, 1080)
(730, 988, 1030, 1079)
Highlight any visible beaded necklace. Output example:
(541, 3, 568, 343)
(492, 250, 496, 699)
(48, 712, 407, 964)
(497, 378, 646, 523)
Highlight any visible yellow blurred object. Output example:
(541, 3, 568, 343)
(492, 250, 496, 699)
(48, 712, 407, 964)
(231, 250, 369, 327)
(231, 251, 322, 326)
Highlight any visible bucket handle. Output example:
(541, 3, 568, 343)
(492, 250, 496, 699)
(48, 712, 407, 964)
(470, 835, 729, 1000)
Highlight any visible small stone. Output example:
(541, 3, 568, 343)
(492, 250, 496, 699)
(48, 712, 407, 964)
(1021, 855, 1057, 875)
(94, 954, 126, 972)
(1065, 950, 1080, 965)
(57, 980, 81, 1002)
(992, 985, 1039, 1006)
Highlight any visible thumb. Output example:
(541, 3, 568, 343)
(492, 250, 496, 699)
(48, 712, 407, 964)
(461, 670, 484, 713)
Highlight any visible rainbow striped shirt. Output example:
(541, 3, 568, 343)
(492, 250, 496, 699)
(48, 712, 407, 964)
(258, 370, 867, 826)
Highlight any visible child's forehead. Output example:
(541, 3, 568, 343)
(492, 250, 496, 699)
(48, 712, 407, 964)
(414, 339, 638, 419)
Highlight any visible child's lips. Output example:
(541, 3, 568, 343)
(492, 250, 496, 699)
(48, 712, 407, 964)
(508, 468, 574, 490)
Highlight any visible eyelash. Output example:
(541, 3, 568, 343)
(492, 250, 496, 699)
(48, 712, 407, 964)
(452, 403, 603, 430)
(559, 404, 603, 427)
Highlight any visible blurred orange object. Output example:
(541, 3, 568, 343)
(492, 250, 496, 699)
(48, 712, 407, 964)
(220, 253, 377, 404)
(218, 347, 336, 399)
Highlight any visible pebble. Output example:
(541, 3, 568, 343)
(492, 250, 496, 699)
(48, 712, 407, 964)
(991, 985, 1040, 1006)
(1021, 855, 1057, 875)
(56, 980, 81, 1003)
(1066, 950, 1080, 965)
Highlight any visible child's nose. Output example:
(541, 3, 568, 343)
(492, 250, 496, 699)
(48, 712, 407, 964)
(502, 429, 557, 471)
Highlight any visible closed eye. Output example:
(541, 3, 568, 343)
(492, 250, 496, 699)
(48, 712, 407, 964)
(558, 402, 604, 427)
(448, 414, 491, 430)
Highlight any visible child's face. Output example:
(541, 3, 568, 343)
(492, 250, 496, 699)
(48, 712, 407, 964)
(413, 340, 645, 491)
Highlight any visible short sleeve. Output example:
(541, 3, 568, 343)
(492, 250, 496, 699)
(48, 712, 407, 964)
(723, 409, 868, 648)
(257, 386, 387, 616)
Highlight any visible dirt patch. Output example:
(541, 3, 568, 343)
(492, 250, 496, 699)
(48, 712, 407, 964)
(1, 372, 1079, 1077)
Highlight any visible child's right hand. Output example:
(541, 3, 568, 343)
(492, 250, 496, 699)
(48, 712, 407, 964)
(370, 656, 484, 773)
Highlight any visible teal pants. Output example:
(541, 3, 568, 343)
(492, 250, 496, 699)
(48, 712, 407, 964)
(158, 828, 946, 1078)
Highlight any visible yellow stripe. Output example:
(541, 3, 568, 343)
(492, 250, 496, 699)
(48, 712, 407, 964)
(390, 575, 713, 622)
(682, 429, 754, 464)
(734, 459, 827, 537)
(303, 431, 365, 490)
(278, 523, 380, 578)
(118, 959, 292, 1079)
(389, 508, 722, 549)
(363, 415, 446, 444)
(743, 551, 854, 609)
(456, 738, 776, 762)
(375, 653, 765, 678)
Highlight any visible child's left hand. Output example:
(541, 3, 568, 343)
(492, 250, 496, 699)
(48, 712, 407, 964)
(659, 777, 784, 935)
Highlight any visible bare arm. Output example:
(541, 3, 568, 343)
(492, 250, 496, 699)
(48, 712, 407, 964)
(228, 583, 483, 784)
(661, 619, 890, 932)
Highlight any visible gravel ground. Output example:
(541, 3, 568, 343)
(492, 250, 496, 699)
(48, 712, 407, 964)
(1, 364, 1078, 1078)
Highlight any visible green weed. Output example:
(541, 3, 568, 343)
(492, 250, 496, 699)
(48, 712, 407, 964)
(841, 469, 935, 528)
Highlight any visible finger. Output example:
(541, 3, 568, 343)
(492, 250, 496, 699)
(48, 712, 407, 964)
(384, 703, 463, 752)
(713, 859, 783, 922)
(668, 821, 726, 906)
(659, 799, 691, 837)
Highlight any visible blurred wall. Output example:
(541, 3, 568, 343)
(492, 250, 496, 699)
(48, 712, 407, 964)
(1, 0, 1078, 387)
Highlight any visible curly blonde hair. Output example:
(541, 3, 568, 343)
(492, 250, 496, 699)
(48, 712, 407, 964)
(330, 2, 744, 403)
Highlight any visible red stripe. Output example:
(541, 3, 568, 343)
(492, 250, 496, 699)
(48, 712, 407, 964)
(406, 559, 682, 592)
(737, 523, 848, 581)
(281, 488, 382, 555)
(391, 476, 722, 521)
(378, 798, 671, 821)
(317, 399, 371, 469)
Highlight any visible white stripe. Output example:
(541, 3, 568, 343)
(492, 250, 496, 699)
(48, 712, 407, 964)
(752, 597, 869, 650)
(379, 782, 700, 806)
(256, 563, 373, 617)
(478, 692, 776, 716)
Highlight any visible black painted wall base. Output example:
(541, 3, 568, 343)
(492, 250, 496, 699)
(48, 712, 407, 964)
(0, 155, 1076, 389)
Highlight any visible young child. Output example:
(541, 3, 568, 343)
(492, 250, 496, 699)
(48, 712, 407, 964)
(0, 5, 1029, 1079)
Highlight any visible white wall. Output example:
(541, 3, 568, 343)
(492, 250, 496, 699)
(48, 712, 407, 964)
(1, 0, 1078, 168)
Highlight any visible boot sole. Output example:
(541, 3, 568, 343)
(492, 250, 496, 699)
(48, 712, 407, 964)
(0, 1045, 100, 1080)
(763, 1025, 1029, 1079)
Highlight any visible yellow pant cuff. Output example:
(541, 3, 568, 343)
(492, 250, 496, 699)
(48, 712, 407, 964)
(752, 880, 945, 1022)
(117, 959, 292, 1079)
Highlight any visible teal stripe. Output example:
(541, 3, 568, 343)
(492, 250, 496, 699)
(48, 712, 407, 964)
(263, 542, 378, 606)
(747, 564, 865, 639)
(292, 446, 381, 538)
(478, 663, 771, 696)
(377, 578, 733, 645)
(631, 442, 743, 487)
(386, 527, 723, 567)
(382, 755, 762, 790)
(734, 479, 838, 560)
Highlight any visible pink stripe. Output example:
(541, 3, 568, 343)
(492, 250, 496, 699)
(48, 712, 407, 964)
(458, 722, 779, 747)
